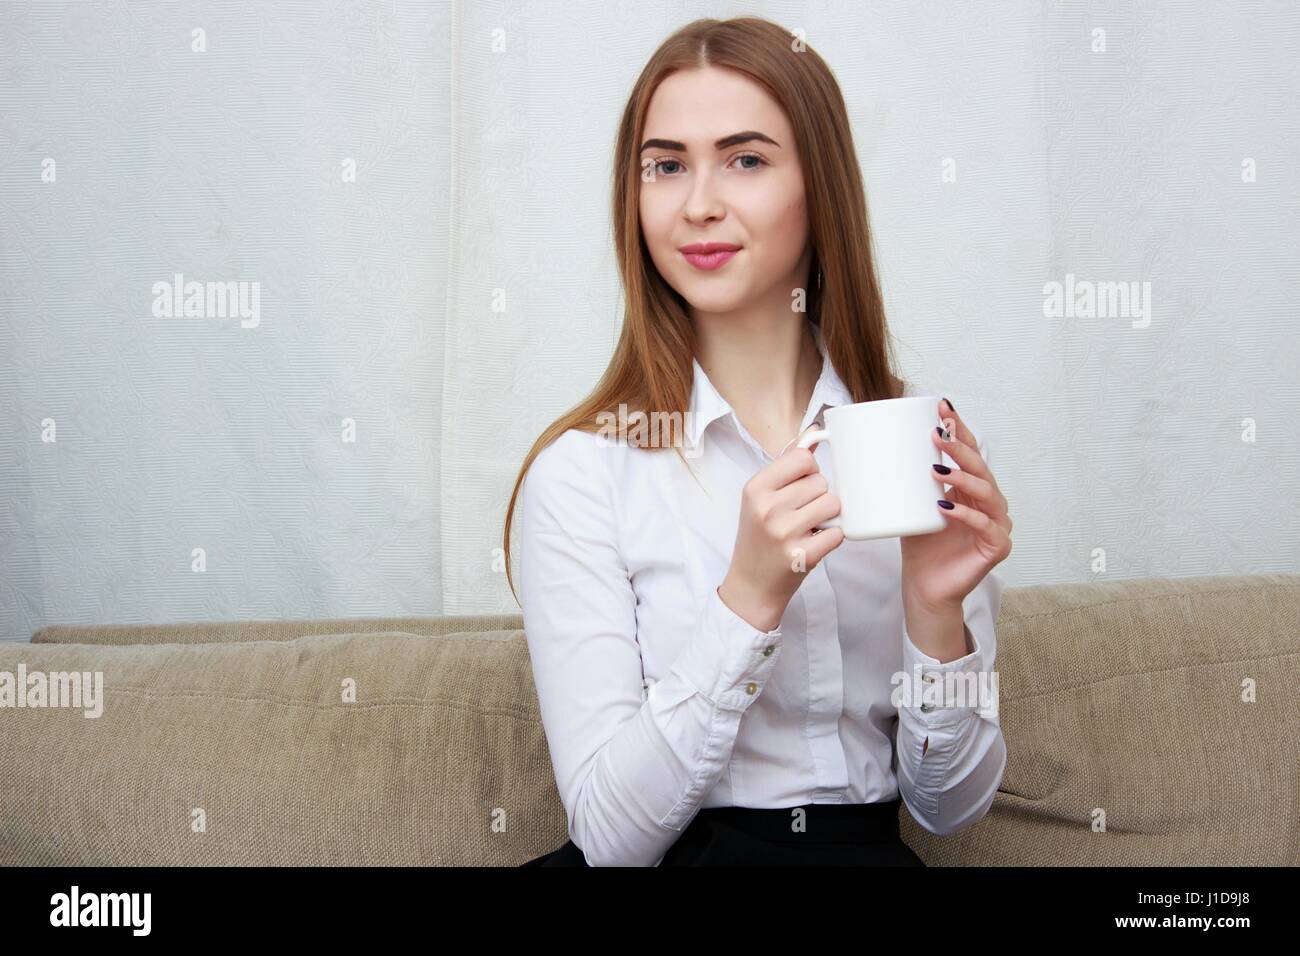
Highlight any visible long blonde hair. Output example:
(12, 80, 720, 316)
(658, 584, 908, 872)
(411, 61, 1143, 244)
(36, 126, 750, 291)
(501, 16, 904, 605)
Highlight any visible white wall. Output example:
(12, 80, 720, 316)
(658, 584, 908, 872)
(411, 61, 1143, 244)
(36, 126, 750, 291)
(2, 1, 1297, 639)
(1, 1, 451, 637)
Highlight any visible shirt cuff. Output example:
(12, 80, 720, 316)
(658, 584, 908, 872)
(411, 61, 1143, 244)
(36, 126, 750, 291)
(898, 619, 988, 730)
(672, 586, 785, 713)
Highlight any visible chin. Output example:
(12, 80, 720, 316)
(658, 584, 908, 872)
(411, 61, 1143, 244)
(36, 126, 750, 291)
(684, 294, 748, 316)
(676, 280, 748, 313)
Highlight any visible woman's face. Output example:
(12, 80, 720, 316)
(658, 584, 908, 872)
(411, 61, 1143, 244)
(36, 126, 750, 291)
(638, 66, 811, 318)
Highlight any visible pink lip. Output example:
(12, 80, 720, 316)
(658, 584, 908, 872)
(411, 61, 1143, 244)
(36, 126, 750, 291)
(679, 242, 741, 254)
(680, 246, 740, 270)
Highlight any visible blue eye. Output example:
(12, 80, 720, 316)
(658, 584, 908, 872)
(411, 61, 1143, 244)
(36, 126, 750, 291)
(647, 152, 768, 176)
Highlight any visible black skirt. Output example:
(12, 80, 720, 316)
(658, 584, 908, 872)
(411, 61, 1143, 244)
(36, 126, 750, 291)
(520, 797, 925, 866)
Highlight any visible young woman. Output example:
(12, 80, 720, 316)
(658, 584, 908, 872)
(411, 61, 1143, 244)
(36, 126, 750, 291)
(505, 16, 1013, 867)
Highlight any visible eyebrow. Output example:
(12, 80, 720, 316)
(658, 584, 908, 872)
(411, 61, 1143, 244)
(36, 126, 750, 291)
(639, 131, 781, 153)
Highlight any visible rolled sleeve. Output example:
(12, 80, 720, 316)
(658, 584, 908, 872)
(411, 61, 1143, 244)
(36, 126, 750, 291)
(895, 562, 1007, 835)
(899, 620, 989, 730)
(674, 586, 785, 713)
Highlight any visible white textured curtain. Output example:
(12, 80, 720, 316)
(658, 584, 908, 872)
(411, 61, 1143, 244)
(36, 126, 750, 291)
(2, 1, 1297, 641)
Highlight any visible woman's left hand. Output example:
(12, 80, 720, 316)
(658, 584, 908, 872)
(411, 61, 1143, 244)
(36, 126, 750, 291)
(900, 398, 1013, 614)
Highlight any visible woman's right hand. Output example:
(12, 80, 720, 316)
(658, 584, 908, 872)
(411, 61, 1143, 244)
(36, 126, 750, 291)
(718, 424, 845, 632)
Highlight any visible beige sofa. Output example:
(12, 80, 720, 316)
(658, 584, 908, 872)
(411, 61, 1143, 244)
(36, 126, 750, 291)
(2, 574, 1296, 866)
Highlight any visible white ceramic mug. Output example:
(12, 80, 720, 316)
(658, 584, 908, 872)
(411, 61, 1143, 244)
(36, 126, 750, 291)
(796, 395, 949, 540)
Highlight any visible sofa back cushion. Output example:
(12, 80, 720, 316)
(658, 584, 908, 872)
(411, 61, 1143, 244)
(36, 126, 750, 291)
(1, 628, 563, 865)
(901, 573, 1300, 865)
(4, 574, 1297, 865)
(30, 613, 526, 646)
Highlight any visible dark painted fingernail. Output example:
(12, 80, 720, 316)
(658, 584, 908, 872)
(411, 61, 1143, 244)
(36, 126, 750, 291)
(933, 463, 951, 475)
(943, 397, 956, 412)
(936, 425, 949, 440)
(937, 499, 954, 509)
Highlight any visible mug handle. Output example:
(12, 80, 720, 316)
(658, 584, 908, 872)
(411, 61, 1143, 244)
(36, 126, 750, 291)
(795, 427, 841, 530)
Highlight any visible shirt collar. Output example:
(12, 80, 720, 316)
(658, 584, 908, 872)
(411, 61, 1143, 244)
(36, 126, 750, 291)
(687, 319, 854, 450)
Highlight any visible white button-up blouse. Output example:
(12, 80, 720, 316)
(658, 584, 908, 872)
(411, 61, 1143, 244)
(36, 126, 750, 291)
(519, 319, 1006, 866)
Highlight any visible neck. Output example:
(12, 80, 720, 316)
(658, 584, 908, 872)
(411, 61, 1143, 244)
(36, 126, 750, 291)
(694, 314, 822, 455)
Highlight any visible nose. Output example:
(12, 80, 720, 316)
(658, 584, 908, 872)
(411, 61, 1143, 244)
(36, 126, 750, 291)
(683, 168, 725, 225)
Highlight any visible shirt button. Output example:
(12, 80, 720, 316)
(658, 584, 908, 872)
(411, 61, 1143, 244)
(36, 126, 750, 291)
(762, 645, 774, 656)
(922, 674, 936, 684)
(920, 702, 934, 713)
(745, 682, 758, 695)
